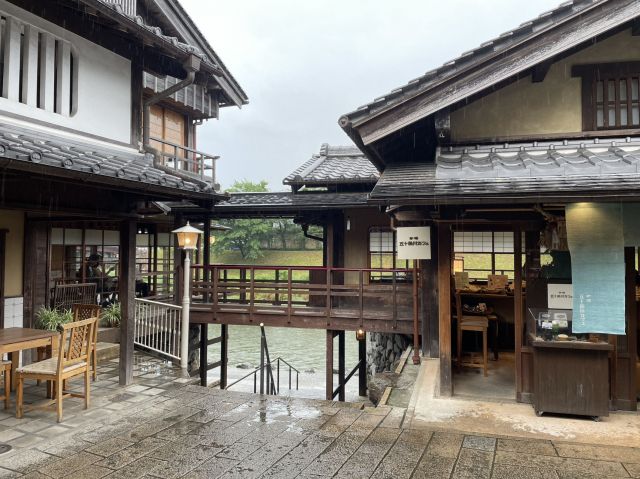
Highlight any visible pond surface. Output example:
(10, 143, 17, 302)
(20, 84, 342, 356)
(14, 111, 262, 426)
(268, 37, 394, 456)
(206, 324, 363, 400)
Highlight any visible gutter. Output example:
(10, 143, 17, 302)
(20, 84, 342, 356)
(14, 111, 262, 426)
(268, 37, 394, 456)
(142, 54, 213, 192)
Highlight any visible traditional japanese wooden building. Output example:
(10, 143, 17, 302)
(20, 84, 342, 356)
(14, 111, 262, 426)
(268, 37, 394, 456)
(0, 0, 247, 384)
(211, 0, 640, 413)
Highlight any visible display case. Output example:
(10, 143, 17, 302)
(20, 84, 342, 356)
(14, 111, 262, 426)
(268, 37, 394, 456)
(528, 308, 573, 341)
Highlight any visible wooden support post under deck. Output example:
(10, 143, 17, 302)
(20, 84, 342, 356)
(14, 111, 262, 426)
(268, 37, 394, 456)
(338, 330, 345, 401)
(326, 330, 334, 400)
(119, 220, 136, 386)
(199, 323, 208, 387)
(220, 324, 228, 389)
(437, 224, 452, 396)
(358, 333, 367, 397)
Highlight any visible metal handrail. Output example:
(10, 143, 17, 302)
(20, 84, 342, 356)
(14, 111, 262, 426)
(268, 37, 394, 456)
(333, 359, 362, 400)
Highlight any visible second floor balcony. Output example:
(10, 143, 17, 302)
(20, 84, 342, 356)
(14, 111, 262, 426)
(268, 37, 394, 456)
(149, 137, 220, 191)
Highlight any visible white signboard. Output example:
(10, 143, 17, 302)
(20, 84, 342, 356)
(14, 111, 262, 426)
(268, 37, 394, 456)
(548, 283, 573, 310)
(396, 227, 431, 260)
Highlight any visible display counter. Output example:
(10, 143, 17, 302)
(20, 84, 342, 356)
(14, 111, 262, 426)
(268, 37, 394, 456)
(531, 335, 612, 419)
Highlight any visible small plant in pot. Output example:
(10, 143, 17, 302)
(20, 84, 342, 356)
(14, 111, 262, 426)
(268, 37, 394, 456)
(101, 302, 121, 328)
(35, 307, 73, 331)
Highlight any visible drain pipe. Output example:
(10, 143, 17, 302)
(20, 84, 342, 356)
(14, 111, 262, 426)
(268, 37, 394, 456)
(302, 224, 323, 243)
(143, 55, 213, 191)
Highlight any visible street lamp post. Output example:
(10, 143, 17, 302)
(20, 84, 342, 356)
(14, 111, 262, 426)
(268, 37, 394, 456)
(172, 221, 203, 370)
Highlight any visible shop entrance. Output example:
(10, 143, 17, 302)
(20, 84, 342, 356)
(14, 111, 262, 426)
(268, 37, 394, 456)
(450, 228, 520, 401)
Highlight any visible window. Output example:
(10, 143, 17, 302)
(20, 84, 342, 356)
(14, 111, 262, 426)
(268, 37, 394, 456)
(368, 227, 409, 281)
(453, 231, 519, 280)
(50, 228, 119, 294)
(574, 62, 640, 131)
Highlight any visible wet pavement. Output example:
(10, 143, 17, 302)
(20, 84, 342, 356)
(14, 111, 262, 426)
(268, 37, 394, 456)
(0, 354, 637, 478)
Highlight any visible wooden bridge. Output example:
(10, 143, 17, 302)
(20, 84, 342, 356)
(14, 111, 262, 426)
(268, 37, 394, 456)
(189, 265, 416, 334)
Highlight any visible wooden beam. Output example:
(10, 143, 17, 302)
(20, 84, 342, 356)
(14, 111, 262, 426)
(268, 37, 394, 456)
(2, 17, 21, 101)
(358, 334, 367, 397)
(119, 219, 136, 386)
(0, 230, 6, 329)
(326, 330, 334, 400)
(220, 324, 228, 389)
(130, 61, 144, 148)
(22, 25, 38, 108)
(514, 228, 524, 400)
(338, 330, 345, 401)
(437, 224, 452, 396)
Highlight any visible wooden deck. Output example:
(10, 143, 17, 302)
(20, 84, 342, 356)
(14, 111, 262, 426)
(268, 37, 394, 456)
(190, 265, 417, 334)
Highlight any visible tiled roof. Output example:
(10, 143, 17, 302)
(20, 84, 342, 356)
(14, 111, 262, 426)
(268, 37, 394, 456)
(370, 138, 640, 204)
(0, 123, 215, 196)
(215, 191, 370, 214)
(284, 144, 379, 187)
(340, 0, 640, 144)
(97, 0, 214, 66)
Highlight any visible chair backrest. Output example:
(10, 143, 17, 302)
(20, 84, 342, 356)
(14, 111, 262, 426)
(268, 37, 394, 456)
(52, 283, 97, 311)
(72, 304, 101, 322)
(56, 317, 98, 372)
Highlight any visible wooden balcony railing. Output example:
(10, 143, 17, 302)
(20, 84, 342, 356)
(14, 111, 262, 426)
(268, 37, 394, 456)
(149, 136, 219, 188)
(190, 265, 416, 332)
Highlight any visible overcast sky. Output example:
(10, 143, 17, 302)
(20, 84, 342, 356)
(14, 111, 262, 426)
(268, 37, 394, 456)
(180, 0, 561, 191)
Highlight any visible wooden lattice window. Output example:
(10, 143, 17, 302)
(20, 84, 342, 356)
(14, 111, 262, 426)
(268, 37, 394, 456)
(574, 62, 640, 131)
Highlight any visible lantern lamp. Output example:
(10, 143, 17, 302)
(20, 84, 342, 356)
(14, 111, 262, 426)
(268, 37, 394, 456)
(172, 221, 202, 250)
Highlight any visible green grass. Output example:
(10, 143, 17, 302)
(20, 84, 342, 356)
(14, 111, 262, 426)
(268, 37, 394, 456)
(213, 250, 322, 267)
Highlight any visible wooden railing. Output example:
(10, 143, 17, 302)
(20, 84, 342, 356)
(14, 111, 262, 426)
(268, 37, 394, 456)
(190, 265, 414, 330)
(150, 136, 219, 187)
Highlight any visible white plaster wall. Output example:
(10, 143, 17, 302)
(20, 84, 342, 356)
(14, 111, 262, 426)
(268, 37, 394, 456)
(0, 1, 132, 144)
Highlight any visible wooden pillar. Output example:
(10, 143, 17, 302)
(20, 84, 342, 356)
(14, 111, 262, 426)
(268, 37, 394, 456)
(119, 219, 136, 386)
(514, 228, 524, 399)
(199, 323, 208, 387)
(422, 225, 439, 358)
(358, 333, 367, 397)
(437, 224, 452, 396)
(23, 221, 48, 330)
(203, 218, 211, 281)
(130, 60, 143, 147)
(0, 230, 6, 329)
(338, 330, 345, 401)
(220, 324, 228, 389)
(617, 247, 638, 410)
(173, 214, 184, 305)
(326, 329, 334, 400)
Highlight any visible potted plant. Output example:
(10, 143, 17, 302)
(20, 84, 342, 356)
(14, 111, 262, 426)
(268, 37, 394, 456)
(35, 307, 73, 331)
(101, 302, 121, 328)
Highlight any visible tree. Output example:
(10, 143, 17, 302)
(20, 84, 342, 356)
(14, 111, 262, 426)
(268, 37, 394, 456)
(212, 180, 271, 260)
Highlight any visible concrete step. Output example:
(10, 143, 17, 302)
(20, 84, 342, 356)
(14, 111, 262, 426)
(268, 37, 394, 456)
(96, 342, 119, 362)
(98, 327, 119, 344)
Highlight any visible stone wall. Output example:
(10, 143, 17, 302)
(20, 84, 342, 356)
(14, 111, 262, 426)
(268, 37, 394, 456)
(367, 332, 412, 375)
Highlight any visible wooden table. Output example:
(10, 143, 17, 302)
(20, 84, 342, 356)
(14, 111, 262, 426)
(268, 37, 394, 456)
(0, 328, 58, 391)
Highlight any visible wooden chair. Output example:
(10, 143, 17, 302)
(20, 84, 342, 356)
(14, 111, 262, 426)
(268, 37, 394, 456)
(455, 291, 489, 377)
(15, 317, 98, 423)
(0, 362, 10, 409)
(72, 304, 101, 381)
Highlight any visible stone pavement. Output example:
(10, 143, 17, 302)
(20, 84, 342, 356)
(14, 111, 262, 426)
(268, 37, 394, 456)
(0, 354, 637, 478)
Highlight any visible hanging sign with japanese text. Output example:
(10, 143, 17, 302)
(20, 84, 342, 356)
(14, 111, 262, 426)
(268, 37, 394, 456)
(396, 227, 431, 260)
(547, 284, 572, 310)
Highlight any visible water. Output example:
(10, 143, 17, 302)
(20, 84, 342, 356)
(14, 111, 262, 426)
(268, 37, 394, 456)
(206, 324, 363, 400)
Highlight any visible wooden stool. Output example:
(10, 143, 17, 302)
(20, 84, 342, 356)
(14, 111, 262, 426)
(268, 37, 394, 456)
(457, 315, 489, 377)
(0, 361, 11, 409)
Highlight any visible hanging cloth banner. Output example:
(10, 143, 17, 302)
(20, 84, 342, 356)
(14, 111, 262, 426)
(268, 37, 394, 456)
(566, 203, 625, 335)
